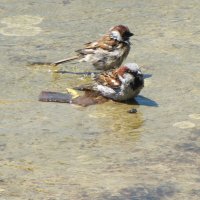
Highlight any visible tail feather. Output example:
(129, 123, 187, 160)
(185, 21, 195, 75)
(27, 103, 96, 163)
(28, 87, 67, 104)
(38, 91, 72, 103)
(38, 90, 108, 107)
(52, 56, 79, 66)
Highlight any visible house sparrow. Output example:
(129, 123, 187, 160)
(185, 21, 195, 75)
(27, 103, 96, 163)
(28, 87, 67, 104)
(74, 63, 144, 101)
(39, 63, 144, 106)
(52, 25, 133, 70)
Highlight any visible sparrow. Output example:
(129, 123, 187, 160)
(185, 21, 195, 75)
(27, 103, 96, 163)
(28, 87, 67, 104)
(39, 63, 144, 106)
(52, 25, 134, 70)
(74, 63, 144, 102)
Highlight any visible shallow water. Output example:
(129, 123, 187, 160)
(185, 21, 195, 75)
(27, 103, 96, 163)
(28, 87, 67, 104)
(0, 0, 200, 199)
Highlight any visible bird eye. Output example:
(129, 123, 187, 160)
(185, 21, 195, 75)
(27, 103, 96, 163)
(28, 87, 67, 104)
(127, 70, 140, 76)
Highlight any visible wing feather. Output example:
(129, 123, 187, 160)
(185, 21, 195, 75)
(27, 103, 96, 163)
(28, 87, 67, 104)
(95, 70, 121, 88)
(79, 35, 119, 52)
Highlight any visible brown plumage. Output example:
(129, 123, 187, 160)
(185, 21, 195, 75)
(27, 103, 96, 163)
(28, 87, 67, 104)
(75, 63, 144, 101)
(95, 69, 121, 88)
(39, 63, 144, 106)
(52, 25, 133, 70)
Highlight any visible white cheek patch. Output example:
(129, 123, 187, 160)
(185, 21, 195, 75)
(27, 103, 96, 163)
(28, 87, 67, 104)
(111, 31, 122, 41)
(123, 73, 134, 82)
(119, 73, 134, 86)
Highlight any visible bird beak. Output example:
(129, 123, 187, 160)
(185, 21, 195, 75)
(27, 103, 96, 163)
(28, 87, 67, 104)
(128, 32, 134, 37)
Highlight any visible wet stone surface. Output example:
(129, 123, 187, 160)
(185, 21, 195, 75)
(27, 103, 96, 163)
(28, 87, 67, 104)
(0, 0, 200, 199)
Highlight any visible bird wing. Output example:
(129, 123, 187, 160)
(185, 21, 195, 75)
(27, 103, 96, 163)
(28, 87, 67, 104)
(95, 70, 121, 89)
(77, 35, 119, 53)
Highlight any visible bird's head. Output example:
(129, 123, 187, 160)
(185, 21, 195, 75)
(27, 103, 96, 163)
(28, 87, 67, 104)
(116, 63, 144, 87)
(110, 25, 133, 42)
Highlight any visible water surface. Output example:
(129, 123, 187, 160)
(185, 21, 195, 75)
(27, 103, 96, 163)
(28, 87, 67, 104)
(0, 0, 200, 199)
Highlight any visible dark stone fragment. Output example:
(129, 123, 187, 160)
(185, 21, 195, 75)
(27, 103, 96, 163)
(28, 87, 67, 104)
(127, 108, 137, 114)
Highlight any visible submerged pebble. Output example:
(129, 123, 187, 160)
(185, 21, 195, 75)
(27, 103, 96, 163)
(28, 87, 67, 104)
(1, 15, 43, 25)
(173, 121, 196, 129)
(127, 108, 137, 114)
(88, 113, 107, 118)
(189, 113, 200, 120)
(0, 15, 43, 36)
(0, 188, 5, 193)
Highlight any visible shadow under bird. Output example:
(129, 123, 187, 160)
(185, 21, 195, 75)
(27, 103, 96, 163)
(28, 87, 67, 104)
(52, 25, 134, 70)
